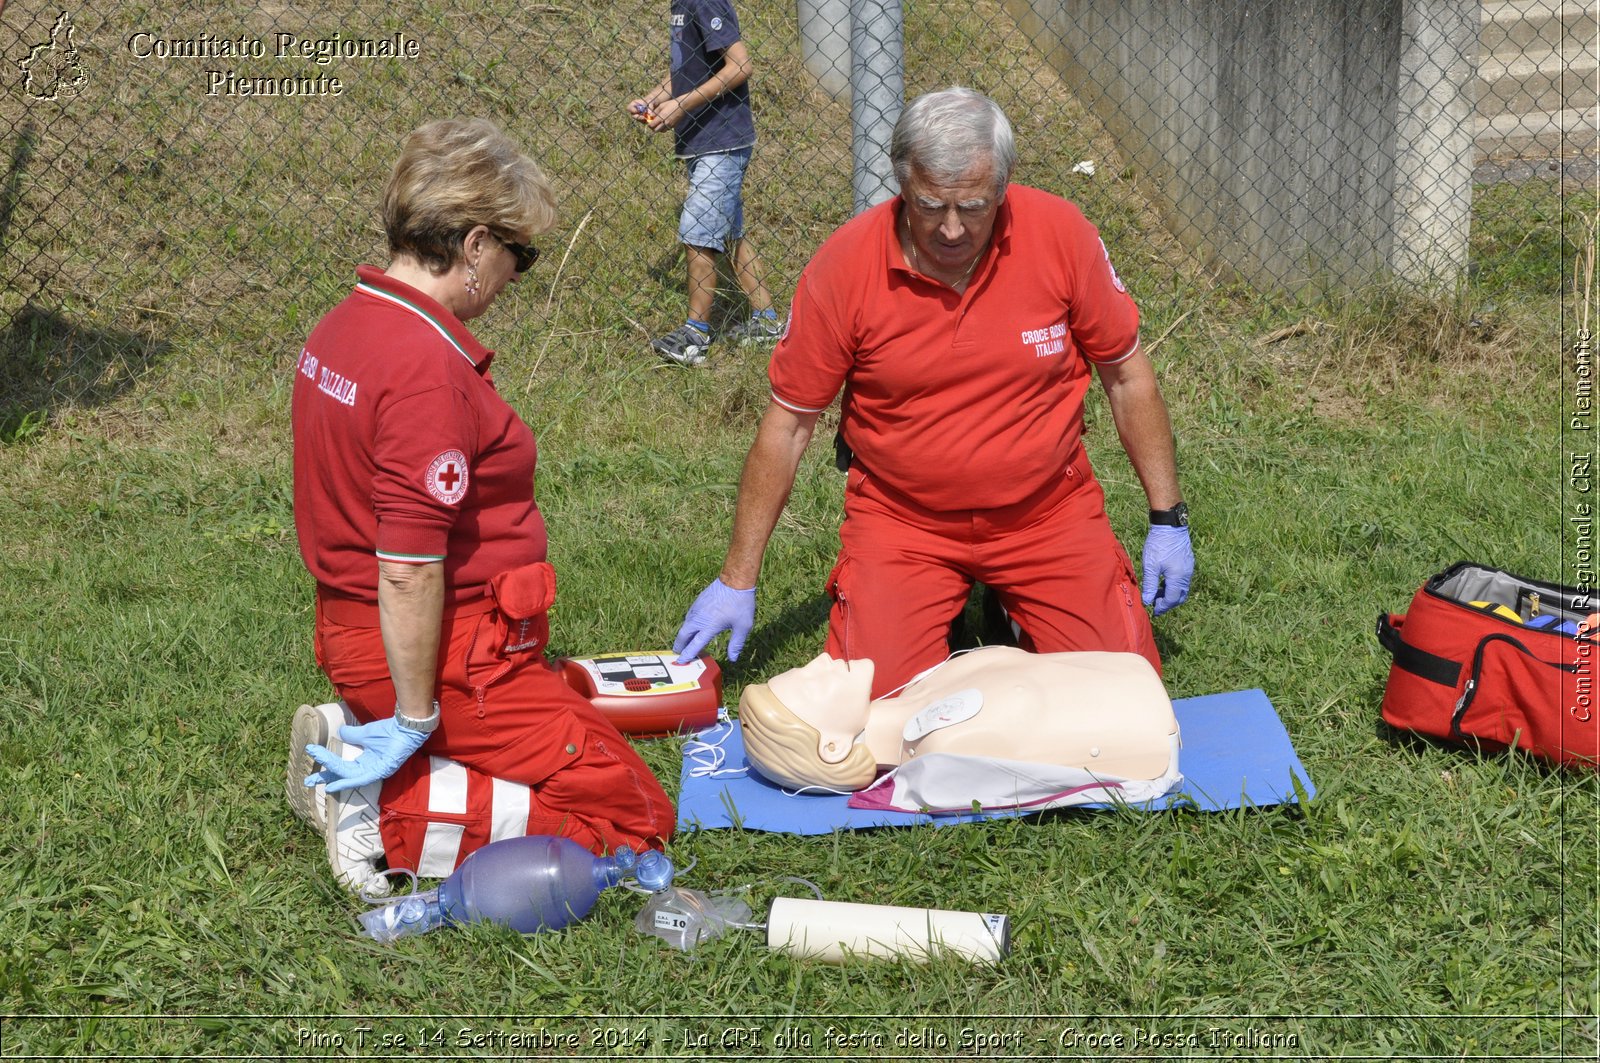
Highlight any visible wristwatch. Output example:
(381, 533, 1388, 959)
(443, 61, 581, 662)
(394, 700, 441, 734)
(1149, 502, 1189, 527)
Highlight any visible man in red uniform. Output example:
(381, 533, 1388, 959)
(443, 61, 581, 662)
(673, 88, 1194, 698)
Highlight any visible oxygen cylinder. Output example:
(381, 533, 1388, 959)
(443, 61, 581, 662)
(765, 897, 1009, 963)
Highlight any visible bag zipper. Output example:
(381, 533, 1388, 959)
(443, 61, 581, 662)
(1450, 632, 1577, 740)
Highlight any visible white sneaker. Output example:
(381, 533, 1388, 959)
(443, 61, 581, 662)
(286, 702, 342, 832)
(286, 701, 391, 897)
(325, 766, 391, 898)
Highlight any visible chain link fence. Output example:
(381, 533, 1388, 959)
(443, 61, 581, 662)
(0, 0, 1591, 435)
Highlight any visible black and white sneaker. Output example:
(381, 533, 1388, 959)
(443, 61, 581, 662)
(651, 323, 712, 366)
(724, 313, 784, 346)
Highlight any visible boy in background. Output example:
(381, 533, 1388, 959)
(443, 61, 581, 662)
(629, 0, 781, 367)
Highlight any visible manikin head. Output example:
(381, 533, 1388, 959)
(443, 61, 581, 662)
(739, 655, 877, 791)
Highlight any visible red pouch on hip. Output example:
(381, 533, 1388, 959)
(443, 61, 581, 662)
(487, 561, 556, 618)
(486, 561, 556, 654)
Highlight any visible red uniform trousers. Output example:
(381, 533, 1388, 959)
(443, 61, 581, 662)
(825, 449, 1160, 699)
(313, 597, 675, 872)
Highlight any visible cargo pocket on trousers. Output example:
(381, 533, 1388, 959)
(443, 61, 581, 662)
(463, 611, 516, 713)
(825, 553, 855, 664)
(1114, 556, 1149, 660)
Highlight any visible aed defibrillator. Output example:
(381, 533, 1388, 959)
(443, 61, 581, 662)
(558, 652, 722, 737)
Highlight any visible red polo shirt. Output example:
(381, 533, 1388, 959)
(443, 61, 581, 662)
(292, 266, 546, 605)
(768, 184, 1140, 511)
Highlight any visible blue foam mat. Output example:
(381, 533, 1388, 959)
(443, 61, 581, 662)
(676, 688, 1315, 834)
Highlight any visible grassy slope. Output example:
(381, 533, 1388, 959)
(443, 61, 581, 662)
(0, 0, 1594, 1056)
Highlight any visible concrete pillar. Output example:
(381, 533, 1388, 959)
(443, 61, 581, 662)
(1391, 0, 1477, 287)
(797, 0, 852, 99)
(848, 0, 905, 211)
(1002, 0, 1480, 292)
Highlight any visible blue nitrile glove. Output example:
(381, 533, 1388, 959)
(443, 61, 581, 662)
(673, 578, 756, 664)
(1140, 524, 1194, 617)
(304, 716, 430, 794)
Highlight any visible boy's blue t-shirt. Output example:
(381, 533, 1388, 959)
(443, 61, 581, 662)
(670, 0, 756, 157)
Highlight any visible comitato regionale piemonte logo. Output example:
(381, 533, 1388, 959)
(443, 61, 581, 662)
(20, 9, 88, 102)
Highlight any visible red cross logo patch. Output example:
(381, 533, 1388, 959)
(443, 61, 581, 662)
(426, 450, 469, 504)
(1099, 237, 1127, 294)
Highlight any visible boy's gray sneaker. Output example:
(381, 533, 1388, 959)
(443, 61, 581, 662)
(725, 313, 784, 346)
(651, 323, 712, 366)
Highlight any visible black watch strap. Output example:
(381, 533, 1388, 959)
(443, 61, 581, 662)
(1149, 501, 1189, 527)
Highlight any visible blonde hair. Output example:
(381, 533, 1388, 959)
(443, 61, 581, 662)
(739, 682, 877, 792)
(382, 118, 558, 273)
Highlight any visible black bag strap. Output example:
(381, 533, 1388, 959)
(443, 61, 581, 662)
(1375, 613, 1462, 688)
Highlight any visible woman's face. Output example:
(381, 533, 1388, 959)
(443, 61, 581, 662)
(460, 226, 531, 319)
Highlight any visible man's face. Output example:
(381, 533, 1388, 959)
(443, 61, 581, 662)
(901, 159, 1001, 274)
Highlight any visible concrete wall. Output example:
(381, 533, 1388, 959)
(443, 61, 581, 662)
(1001, 0, 1477, 290)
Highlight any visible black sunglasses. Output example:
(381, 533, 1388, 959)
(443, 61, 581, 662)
(491, 232, 539, 273)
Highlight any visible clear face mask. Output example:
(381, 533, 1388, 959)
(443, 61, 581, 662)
(625, 850, 820, 952)
(635, 884, 755, 951)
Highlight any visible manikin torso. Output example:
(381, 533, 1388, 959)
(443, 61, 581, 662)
(743, 646, 1179, 792)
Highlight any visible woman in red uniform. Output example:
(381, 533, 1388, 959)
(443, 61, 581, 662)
(289, 118, 673, 893)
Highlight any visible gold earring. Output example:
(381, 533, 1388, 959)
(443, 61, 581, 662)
(465, 262, 481, 296)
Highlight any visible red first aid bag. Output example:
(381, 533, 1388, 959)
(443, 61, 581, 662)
(1375, 561, 1599, 769)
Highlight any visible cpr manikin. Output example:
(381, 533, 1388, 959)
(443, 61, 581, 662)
(740, 647, 1182, 812)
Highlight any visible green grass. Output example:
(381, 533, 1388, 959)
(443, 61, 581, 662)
(0, 0, 1597, 1057)
(2, 270, 1594, 1055)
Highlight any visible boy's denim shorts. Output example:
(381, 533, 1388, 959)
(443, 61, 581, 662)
(679, 147, 751, 252)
